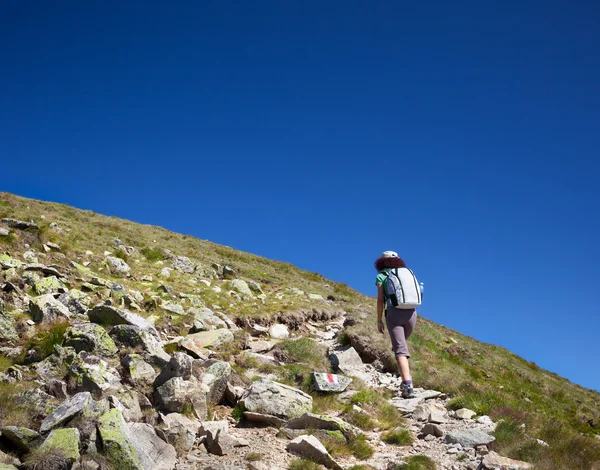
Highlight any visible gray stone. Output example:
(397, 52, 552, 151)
(477, 415, 494, 426)
(28, 294, 70, 323)
(105, 256, 131, 275)
(201, 360, 232, 404)
(34, 276, 65, 295)
(0, 313, 18, 345)
(240, 380, 312, 419)
(421, 423, 444, 438)
(39, 428, 80, 465)
(161, 300, 185, 315)
(229, 279, 253, 298)
(209, 433, 248, 456)
(428, 411, 448, 424)
(268, 324, 289, 339)
(158, 413, 200, 456)
(392, 396, 425, 414)
(58, 289, 91, 315)
(455, 408, 476, 420)
(311, 373, 352, 392)
(153, 352, 192, 389)
(0, 426, 40, 452)
(68, 351, 121, 398)
(88, 305, 158, 336)
(247, 340, 277, 353)
(171, 256, 195, 273)
(286, 435, 342, 470)
(0, 227, 10, 236)
(413, 388, 442, 400)
(43, 379, 68, 399)
(63, 322, 118, 356)
(286, 413, 359, 440)
(329, 347, 364, 374)
(154, 377, 208, 419)
(121, 354, 156, 386)
(108, 391, 144, 422)
(199, 420, 228, 446)
(40, 392, 92, 433)
(181, 329, 234, 357)
(1, 218, 38, 230)
(445, 429, 495, 448)
(480, 451, 533, 469)
(15, 388, 57, 417)
(243, 412, 286, 427)
(110, 325, 170, 367)
(188, 307, 228, 332)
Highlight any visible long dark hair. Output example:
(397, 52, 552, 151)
(374, 256, 406, 272)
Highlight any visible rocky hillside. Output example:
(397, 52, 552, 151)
(0, 192, 598, 470)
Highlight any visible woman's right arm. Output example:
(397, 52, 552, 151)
(377, 285, 385, 333)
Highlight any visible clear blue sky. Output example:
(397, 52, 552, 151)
(1, 2, 599, 391)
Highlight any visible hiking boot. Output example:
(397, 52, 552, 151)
(401, 382, 415, 399)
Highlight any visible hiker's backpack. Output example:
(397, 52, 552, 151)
(383, 267, 422, 309)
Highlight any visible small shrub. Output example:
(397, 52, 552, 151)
(342, 406, 377, 431)
(0, 356, 13, 372)
(141, 247, 165, 262)
(349, 434, 375, 460)
(381, 428, 413, 445)
(288, 458, 320, 470)
(350, 389, 379, 406)
(403, 455, 436, 470)
(23, 320, 69, 360)
(276, 338, 329, 371)
(246, 452, 263, 461)
(235, 353, 261, 370)
(375, 402, 405, 430)
(22, 445, 70, 470)
(232, 403, 246, 422)
(114, 250, 129, 262)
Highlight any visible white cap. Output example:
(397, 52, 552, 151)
(381, 251, 398, 258)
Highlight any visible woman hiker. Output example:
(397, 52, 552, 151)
(375, 250, 422, 399)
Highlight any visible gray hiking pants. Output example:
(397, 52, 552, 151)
(385, 308, 417, 358)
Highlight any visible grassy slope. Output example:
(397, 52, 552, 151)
(1, 192, 599, 469)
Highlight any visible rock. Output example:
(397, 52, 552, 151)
(307, 293, 325, 301)
(225, 383, 244, 405)
(97, 409, 141, 469)
(268, 324, 289, 339)
(15, 388, 57, 417)
(153, 352, 192, 389)
(40, 392, 92, 433)
(181, 329, 234, 357)
(243, 412, 286, 427)
(58, 289, 91, 315)
(229, 279, 254, 298)
(477, 416, 494, 426)
(109, 391, 144, 422)
(39, 428, 80, 465)
(428, 411, 448, 424)
(247, 340, 277, 353)
(413, 388, 443, 400)
(43, 379, 68, 399)
(23, 251, 38, 263)
(311, 373, 352, 392)
(88, 305, 158, 336)
(456, 408, 477, 420)
(34, 276, 65, 295)
(480, 451, 533, 469)
(28, 294, 70, 323)
(0, 426, 40, 452)
(0, 313, 18, 345)
(68, 351, 121, 398)
(154, 377, 208, 419)
(209, 433, 248, 456)
(199, 420, 229, 446)
(1, 218, 38, 230)
(445, 429, 495, 448)
(413, 402, 447, 422)
(286, 435, 342, 470)
(110, 325, 170, 367)
(171, 256, 195, 273)
(158, 413, 200, 456)
(105, 256, 131, 275)
(201, 360, 232, 404)
(0, 227, 10, 236)
(329, 347, 364, 374)
(188, 307, 228, 332)
(392, 396, 425, 414)
(286, 413, 359, 439)
(121, 354, 156, 387)
(476, 445, 490, 455)
(240, 380, 313, 419)
(63, 322, 118, 356)
(421, 423, 444, 437)
(161, 300, 185, 315)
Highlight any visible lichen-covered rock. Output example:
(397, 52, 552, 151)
(15, 388, 57, 417)
(105, 256, 130, 276)
(0, 313, 18, 345)
(28, 294, 70, 323)
(58, 289, 91, 315)
(40, 392, 92, 433)
(39, 428, 80, 465)
(88, 305, 158, 336)
(161, 300, 184, 315)
(153, 352, 192, 389)
(157, 412, 200, 456)
(181, 329, 234, 358)
(0, 426, 40, 452)
(188, 307, 228, 332)
(111, 325, 170, 367)
(229, 279, 254, 298)
(154, 377, 208, 419)
(68, 352, 121, 398)
(121, 354, 156, 387)
(127, 422, 177, 470)
(34, 276, 65, 295)
(240, 380, 313, 419)
(63, 322, 118, 356)
(171, 256, 195, 273)
(201, 360, 232, 404)
(97, 408, 143, 470)
(286, 435, 342, 470)
(108, 391, 143, 423)
(285, 413, 359, 440)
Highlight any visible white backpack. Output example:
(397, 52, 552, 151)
(383, 267, 422, 309)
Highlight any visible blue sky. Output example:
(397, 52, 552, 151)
(1, 1, 599, 391)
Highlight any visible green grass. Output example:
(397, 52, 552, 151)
(275, 337, 330, 371)
(349, 435, 375, 460)
(402, 455, 436, 470)
(288, 459, 321, 470)
(0, 356, 13, 372)
(246, 452, 263, 461)
(141, 247, 166, 261)
(22, 320, 69, 360)
(381, 428, 413, 446)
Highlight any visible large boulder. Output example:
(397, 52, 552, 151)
(445, 428, 495, 448)
(154, 377, 208, 419)
(1, 218, 38, 230)
(287, 435, 342, 470)
(153, 352, 192, 389)
(105, 256, 131, 276)
(200, 360, 232, 404)
(63, 322, 118, 356)
(28, 294, 70, 323)
(286, 413, 359, 440)
(329, 347, 364, 374)
(0, 313, 18, 345)
(480, 451, 533, 469)
(34, 276, 65, 295)
(128, 422, 177, 470)
(121, 354, 156, 387)
(188, 307, 228, 332)
(97, 408, 143, 470)
(157, 413, 200, 456)
(40, 392, 92, 433)
(58, 289, 91, 315)
(240, 380, 313, 419)
(0, 426, 40, 452)
(181, 330, 234, 358)
(110, 325, 170, 367)
(68, 352, 121, 398)
(39, 428, 80, 466)
(88, 305, 158, 336)
(229, 279, 254, 298)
